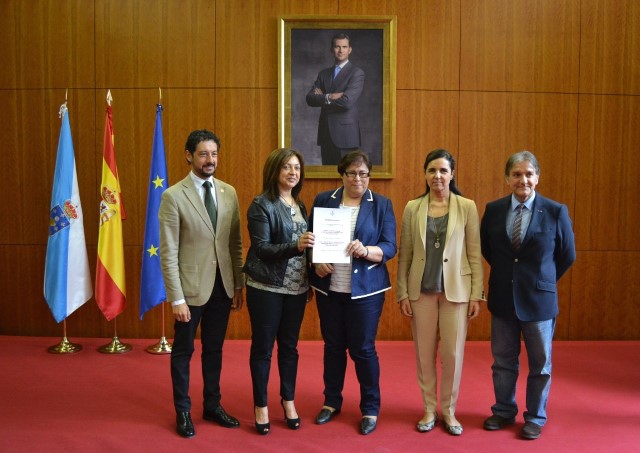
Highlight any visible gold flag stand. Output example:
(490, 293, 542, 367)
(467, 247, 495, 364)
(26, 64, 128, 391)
(98, 317, 132, 353)
(146, 302, 172, 354)
(48, 320, 82, 354)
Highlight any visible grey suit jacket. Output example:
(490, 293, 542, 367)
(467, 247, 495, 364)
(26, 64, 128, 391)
(159, 174, 243, 306)
(306, 61, 365, 149)
(397, 193, 484, 303)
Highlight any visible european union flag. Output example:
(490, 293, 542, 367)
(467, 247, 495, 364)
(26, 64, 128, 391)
(140, 104, 168, 319)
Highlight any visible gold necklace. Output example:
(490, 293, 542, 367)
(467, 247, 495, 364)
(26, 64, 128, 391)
(428, 207, 448, 249)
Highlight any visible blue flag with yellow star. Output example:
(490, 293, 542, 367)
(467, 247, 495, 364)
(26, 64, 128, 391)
(140, 104, 168, 319)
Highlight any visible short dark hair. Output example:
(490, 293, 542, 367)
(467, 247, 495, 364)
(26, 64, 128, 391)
(420, 148, 463, 196)
(337, 150, 371, 176)
(331, 33, 351, 48)
(185, 129, 220, 155)
(262, 148, 305, 202)
(505, 151, 540, 177)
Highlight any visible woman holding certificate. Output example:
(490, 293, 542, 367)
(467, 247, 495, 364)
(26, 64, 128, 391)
(396, 149, 483, 436)
(310, 150, 397, 436)
(243, 148, 315, 435)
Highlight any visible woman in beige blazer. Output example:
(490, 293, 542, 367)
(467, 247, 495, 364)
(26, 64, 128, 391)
(397, 149, 483, 436)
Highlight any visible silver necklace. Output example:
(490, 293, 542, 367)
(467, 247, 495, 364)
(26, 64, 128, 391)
(280, 196, 296, 216)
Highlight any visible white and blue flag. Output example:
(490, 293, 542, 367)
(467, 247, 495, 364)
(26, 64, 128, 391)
(44, 103, 92, 323)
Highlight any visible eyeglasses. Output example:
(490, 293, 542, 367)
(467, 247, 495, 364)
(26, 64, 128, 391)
(344, 171, 370, 179)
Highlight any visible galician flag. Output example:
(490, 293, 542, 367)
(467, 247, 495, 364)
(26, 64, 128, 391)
(95, 91, 127, 321)
(44, 102, 93, 322)
(140, 103, 168, 319)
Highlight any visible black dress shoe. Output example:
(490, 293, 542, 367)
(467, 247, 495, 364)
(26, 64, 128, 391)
(315, 407, 340, 425)
(360, 417, 377, 435)
(483, 414, 516, 430)
(521, 421, 542, 440)
(203, 405, 240, 428)
(176, 411, 195, 438)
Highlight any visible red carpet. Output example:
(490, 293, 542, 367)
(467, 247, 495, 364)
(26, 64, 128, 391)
(1, 336, 639, 452)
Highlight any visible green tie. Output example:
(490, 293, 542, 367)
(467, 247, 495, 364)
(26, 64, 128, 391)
(203, 181, 217, 232)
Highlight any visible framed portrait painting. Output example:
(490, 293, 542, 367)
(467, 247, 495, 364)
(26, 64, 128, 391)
(278, 16, 397, 178)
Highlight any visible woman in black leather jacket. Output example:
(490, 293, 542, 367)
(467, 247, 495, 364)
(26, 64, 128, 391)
(242, 148, 315, 435)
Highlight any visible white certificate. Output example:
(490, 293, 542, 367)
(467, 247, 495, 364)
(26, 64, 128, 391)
(312, 207, 352, 264)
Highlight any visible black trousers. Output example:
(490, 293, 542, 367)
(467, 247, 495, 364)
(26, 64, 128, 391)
(171, 271, 232, 413)
(246, 285, 307, 407)
(320, 141, 358, 166)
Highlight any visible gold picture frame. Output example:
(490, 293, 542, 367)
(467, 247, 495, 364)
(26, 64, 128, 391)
(278, 15, 397, 178)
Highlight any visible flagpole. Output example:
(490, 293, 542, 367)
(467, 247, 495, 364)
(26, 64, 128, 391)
(98, 317, 132, 353)
(96, 90, 128, 348)
(146, 302, 172, 354)
(48, 319, 82, 354)
(45, 96, 92, 350)
(141, 94, 170, 353)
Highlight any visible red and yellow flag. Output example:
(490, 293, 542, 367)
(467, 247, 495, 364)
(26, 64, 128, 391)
(96, 93, 126, 320)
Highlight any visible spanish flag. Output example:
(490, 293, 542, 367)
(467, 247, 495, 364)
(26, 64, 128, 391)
(96, 91, 126, 320)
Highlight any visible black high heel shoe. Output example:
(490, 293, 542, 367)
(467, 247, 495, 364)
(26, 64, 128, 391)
(281, 399, 301, 430)
(254, 406, 270, 435)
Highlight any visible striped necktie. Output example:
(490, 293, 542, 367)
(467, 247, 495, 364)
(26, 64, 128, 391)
(512, 204, 524, 251)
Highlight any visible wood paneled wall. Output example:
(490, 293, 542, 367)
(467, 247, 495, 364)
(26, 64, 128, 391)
(1, 0, 638, 341)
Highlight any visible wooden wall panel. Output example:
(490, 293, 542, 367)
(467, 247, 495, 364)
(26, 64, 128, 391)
(392, 91, 460, 201)
(459, 91, 579, 339)
(160, 88, 219, 177)
(94, 89, 150, 247)
(0, 90, 21, 244)
(381, 90, 460, 339)
(580, 0, 640, 95)
(0, 246, 50, 336)
(0, 0, 95, 89)
(459, 91, 578, 214)
(216, 0, 335, 88)
(569, 252, 640, 339)
(1, 0, 639, 340)
(0, 2, 18, 88)
(0, 90, 97, 246)
(341, 0, 460, 90)
(95, 0, 217, 88)
(575, 94, 640, 251)
(460, 0, 580, 92)
(214, 88, 278, 339)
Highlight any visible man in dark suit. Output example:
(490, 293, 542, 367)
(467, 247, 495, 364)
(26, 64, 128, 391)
(480, 151, 576, 440)
(159, 130, 244, 438)
(306, 33, 365, 165)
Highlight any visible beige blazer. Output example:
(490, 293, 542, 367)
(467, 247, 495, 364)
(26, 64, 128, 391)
(396, 193, 483, 303)
(159, 174, 244, 306)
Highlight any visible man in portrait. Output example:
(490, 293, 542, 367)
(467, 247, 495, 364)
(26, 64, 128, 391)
(305, 33, 365, 165)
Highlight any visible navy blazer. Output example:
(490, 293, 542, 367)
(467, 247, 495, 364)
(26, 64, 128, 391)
(480, 194, 576, 322)
(305, 61, 365, 149)
(309, 187, 397, 299)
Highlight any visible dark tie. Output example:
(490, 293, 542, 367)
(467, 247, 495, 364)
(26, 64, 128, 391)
(512, 204, 524, 251)
(203, 181, 217, 232)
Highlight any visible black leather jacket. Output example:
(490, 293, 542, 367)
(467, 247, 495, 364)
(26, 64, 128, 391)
(242, 193, 309, 286)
